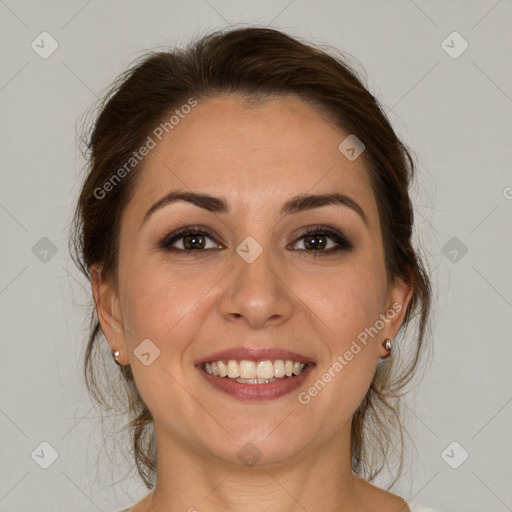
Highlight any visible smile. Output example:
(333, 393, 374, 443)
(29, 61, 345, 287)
(197, 359, 315, 401)
(204, 359, 307, 383)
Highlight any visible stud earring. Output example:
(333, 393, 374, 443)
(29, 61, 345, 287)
(112, 350, 121, 365)
(378, 339, 394, 362)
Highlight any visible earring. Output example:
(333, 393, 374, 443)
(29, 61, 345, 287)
(112, 350, 121, 365)
(378, 339, 393, 362)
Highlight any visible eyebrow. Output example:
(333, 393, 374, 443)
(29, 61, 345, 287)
(141, 190, 368, 227)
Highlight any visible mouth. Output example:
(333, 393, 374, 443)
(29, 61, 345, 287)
(196, 358, 316, 401)
(203, 358, 308, 382)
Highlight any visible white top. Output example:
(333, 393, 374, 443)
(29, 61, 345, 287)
(408, 502, 441, 512)
(115, 501, 440, 512)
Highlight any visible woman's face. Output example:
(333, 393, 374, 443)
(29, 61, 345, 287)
(94, 94, 411, 467)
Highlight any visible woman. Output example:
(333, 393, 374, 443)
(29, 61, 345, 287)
(70, 26, 439, 512)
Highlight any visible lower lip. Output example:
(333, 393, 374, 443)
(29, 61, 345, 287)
(196, 363, 315, 401)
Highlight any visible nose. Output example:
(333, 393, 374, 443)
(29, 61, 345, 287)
(218, 244, 294, 329)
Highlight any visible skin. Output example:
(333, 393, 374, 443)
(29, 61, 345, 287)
(92, 94, 413, 512)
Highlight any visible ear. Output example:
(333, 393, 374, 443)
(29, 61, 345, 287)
(90, 263, 128, 364)
(379, 275, 414, 358)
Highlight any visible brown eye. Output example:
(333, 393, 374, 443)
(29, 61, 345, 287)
(301, 234, 329, 250)
(160, 227, 224, 253)
(291, 226, 353, 256)
(181, 233, 206, 250)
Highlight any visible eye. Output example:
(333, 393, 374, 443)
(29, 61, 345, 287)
(159, 226, 224, 254)
(158, 224, 352, 257)
(290, 226, 353, 256)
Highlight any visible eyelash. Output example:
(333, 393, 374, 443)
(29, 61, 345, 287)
(158, 225, 353, 257)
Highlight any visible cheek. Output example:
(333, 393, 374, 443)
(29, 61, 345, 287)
(299, 265, 387, 345)
(119, 259, 220, 345)
(293, 269, 385, 420)
(118, 265, 219, 417)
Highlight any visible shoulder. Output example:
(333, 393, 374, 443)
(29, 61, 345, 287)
(353, 475, 409, 511)
(112, 499, 443, 512)
(353, 475, 443, 512)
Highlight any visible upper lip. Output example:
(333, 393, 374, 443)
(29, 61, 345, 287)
(195, 346, 315, 366)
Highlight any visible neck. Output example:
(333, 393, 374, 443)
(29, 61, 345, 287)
(141, 421, 364, 512)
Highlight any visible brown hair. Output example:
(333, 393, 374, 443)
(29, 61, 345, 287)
(69, 26, 432, 489)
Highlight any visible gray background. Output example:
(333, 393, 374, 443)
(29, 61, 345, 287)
(1, 1, 511, 511)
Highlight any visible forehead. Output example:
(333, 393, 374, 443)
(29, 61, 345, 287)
(127, 94, 376, 221)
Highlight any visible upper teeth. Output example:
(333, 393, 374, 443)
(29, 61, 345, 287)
(204, 359, 306, 379)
